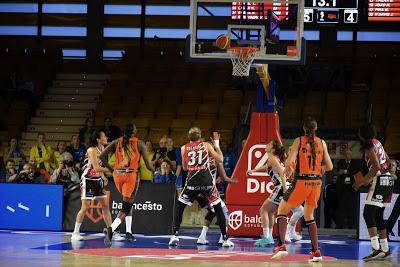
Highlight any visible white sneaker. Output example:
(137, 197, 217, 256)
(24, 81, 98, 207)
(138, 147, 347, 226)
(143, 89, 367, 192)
(112, 232, 125, 241)
(289, 231, 302, 241)
(197, 236, 209, 245)
(218, 235, 224, 245)
(221, 239, 234, 248)
(169, 235, 179, 246)
(71, 233, 83, 241)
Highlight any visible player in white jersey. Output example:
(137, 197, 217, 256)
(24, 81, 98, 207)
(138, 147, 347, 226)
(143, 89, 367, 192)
(353, 124, 394, 261)
(196, 141, 238, 245)
(247, 140, 304, 246)
(71, 130, 112, 241)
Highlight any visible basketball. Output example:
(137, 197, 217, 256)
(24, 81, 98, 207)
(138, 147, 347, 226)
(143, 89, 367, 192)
(216, 35, 231, 50)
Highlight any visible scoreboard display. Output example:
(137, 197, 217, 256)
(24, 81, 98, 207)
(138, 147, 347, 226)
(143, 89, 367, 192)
(231, 2, 289, 20)
(368, 0, 400, 21)
(304, 0, 358, 23)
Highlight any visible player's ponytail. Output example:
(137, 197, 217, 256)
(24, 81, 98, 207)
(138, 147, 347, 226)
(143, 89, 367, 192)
(303, 116, 317, 169)
(121, 123, 135, 161)
(358, 124, 376, 151)
(272, 140, 285, 163)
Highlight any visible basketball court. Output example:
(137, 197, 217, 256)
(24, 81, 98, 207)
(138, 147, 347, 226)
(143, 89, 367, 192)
(0, 229, 397, 267)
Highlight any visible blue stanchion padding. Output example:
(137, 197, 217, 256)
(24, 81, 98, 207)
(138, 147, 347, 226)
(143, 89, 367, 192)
(0, 184, 64, 231)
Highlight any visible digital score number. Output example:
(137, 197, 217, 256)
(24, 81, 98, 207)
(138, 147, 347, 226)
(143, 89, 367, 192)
(305, 0, 358, 23)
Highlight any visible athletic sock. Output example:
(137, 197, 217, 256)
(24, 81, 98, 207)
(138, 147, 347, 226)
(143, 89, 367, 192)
(111, 218, 122, 232)
(125, 216, 132, 233)
(370, 236, 380, 250)
(306, 220, 318, 252)
(73, 222, 82, 234)
(263, 227, 270, 238)
(269, 227, 273, 238)
(199, 226, 209, 239)
(276, 215, 287, 246)
(380, 237, 388, 252)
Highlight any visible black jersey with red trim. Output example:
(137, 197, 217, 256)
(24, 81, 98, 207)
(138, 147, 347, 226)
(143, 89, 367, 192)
(183, 141, 213, 186)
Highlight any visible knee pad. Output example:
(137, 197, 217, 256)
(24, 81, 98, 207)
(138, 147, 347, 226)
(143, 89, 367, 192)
(122, 201, 133, 216)
(205, 209, 215, 222)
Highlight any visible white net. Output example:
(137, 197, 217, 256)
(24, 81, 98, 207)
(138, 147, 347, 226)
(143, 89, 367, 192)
(228, 47, 259, 77)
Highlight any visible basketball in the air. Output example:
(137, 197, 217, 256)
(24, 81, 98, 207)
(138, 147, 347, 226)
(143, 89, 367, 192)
(216, 35, 231, 50)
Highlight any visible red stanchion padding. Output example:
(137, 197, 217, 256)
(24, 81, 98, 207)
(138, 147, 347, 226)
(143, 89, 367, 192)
(226, 112, 298, 237)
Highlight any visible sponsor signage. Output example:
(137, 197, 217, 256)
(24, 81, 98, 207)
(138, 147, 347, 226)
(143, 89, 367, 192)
(359, 193, 400, 241)
(63, 182, 175, 234)
(0, 184, 63, 231)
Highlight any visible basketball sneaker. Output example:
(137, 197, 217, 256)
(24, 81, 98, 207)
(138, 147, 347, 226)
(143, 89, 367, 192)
(125, 232, 134, 242)
(254, 237, 274, 247)
(218, 235, 223, 245)
(271, 244, 288, 259)
(197, 236, 209, 245)
(382, 250, 392, 260)
(362, 249, 385, 262)
(71, 233, 83, 241)
(103, 227, 113, 248)
(112, 232, 125, 241)
(309, 249, 323, 262)
(288, 230, 302, 241)
(285, 232, 292, 243)
(168, 235, 179, 246)
(221, 239, 234, 248)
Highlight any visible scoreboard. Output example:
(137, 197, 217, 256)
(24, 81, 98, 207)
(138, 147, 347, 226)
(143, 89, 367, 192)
(368, 0, 400, 21)
(231, 2, 289, 20)
(304, 0, 358, 23)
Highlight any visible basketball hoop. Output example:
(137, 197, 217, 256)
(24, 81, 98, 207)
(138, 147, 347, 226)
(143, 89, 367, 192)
(227, 47, 259, 77)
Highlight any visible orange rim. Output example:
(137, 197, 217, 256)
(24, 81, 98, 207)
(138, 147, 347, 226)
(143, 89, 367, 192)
(227, 47, 259, 54)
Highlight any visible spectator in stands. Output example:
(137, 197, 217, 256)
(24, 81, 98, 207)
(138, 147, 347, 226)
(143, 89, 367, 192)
(2, 137, 25, 170)
(29, 132, 53, 174)
(9, 163, 45, 184)
(167, 137, 182, 188)
(50, 152, 79, 191)
(79, 117, 95, 147)
(139, 141, 155, 183)
(154, 160, 177, 184)
(67, 135, 86, 171)
(335, 148, 360, 229)
(152, 136, 177, 171)
(52, 141, 67, 170)
(100, 117, 122, 141)
(5, 159, 17, 183)
(323, 175, 338, 228)
(29, 158, 50, 183)
(218, 141, 237, 193)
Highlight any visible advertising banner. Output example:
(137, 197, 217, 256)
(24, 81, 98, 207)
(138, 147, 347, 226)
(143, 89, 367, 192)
(359, 193, 400, 241)
(63, 182, 175, 234)
(0, 184, 63, 231)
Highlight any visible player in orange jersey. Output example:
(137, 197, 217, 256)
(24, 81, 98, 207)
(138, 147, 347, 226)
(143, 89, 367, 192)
(99, 122, 154, 247)
(272, 117, 333, 262)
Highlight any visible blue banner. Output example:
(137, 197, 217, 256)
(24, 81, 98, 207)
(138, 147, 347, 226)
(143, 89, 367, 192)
(0, 184, 63, 231)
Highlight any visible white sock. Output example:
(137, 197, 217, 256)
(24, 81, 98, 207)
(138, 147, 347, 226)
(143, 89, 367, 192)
(263, 227, 270, 238)
(380, 238, 389, 253)
(111, 218, 122, 232)
(125, 216, 132, 233)
(269, 227, 273, 238)
(73, 222, 81, 234)
(199, 226, 208, 239)
(371, 236, 380, 250)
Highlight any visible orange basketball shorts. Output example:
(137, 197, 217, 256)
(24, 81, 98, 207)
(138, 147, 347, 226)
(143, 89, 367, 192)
(113, 171, 140, 198)
(283, 177, 322, 208)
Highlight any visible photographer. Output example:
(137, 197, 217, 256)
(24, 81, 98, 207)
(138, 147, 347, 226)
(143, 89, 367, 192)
(152, 136, 176, 171)
(11, 163, 45, 184)
(50, 152, 79, 190)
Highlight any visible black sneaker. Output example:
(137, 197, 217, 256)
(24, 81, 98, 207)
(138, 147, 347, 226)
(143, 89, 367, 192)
(103, 227, 113, 248)
(362, 249, 385, 262)
(126, 232, 135, 242)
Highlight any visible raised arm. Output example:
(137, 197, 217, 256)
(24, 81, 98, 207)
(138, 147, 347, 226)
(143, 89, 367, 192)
(99, 141, 116, 172)
(216, 162, 238, 184)
(138, 140, 155, 172)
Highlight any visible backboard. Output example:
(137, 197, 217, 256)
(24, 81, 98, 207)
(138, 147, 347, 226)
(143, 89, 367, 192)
(188, 0, 306, 65)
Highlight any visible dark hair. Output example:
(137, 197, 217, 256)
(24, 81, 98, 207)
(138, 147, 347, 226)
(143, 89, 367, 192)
(89, 130, 105, 147)
(104, 117, 112, 122)
(271, 140, 285, 163)
(56, 141, 66, 152)
(121, 123, 136, 161)
(37, 132, 45, 137)
(6, 159, 15, 165)
(303, 116, 318, 170)
(358, 124, 376, 150)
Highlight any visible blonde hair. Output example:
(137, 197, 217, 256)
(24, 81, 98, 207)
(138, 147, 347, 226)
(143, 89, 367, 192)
(188, 127, 201, 141)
